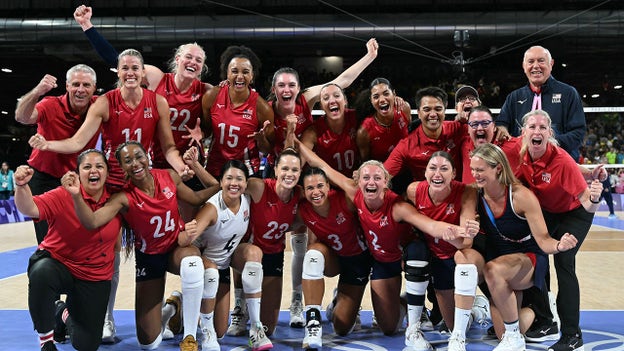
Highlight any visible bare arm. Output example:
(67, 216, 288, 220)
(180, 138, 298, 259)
(13, 166, 39, 218)
(355, 126, 371, 162)
(29, 95, 105, 153)
(66, 175, 127, 230)
(15, 75, 59, 125)
(180, 203, 217, 247)
(296, 139, 358, 200)
(579, 179, 603, 213)
(182, 146, 218, 189)
(253, 97, 275, 154)
(302, 38, 379, 106)
(155, 95, 190, 177)
(169, 169, 217, 206)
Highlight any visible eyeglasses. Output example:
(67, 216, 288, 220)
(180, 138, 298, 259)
(458, 96, 478, 103)
(468, 120, 493, 129)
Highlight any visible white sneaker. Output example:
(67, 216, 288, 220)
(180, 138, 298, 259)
(289, 299, 305, 328)
(201, 328, 220, 351)
(494, 331, 526, 351)
(472, 295, 491, 326)
(226, 305, 249, 336)
(102, 319, 116, 343)
(448, 333, 467, 351)
(405, 323, 433, 351)
(302, 319, 322, 349)
(249, 322, 273, 351)
(162, 326, 174, 340)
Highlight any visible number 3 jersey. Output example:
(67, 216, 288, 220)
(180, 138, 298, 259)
(249, 178, 300, 254)
(122, 169, 183, 254)
(195, 190, 251, 269)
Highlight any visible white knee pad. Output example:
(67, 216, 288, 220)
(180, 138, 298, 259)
(139, 333, 162, 350)
(454, 263, 478, 297)
(242, 261, 263, 294)
(302, 249, 325, 280)
(291, 232, 308, 257)
(180, 256, 204, 289)
(203, 268, 219, 299)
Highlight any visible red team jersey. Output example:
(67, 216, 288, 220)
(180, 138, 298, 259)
(33, 186, 122, 281)
(298, 189, 366, 257)
(412, 180, 464, 259)
(122, 169, 183, 255)
(270, 94, 313, 160)
(360, 109, 409, 162)
(516, 144, 587, 213)
(249, 178, 301, 254)
(30, 94, 100, 178)
(208, 87, 261, 176)
(103, 88, 160, 188)
(313, 109, 360, 177)
(384, 121, 466, 181)
(151, 73, 206, 168)
(354, 189, 412, 262)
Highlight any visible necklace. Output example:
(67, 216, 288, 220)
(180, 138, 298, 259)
(374, 114, 392, 128)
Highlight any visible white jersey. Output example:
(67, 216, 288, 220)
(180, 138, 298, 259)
(195, 191, 251, 269)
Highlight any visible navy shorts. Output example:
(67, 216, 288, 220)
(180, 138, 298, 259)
(338, 250, 372, 286)
(219, 268, 230, 285)
(262, 252, 285, 277)
(134, 249, 169, 282)
(430, 256, 455, 290)
(370, 259, 402, 280)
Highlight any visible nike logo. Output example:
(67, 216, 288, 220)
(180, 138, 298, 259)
(517, 99, 528, 104)
(137, 202, 144, 208)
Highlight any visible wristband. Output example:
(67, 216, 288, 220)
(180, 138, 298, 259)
(589, 197, 600, 204)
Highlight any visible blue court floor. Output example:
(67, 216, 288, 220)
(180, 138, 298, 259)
(2, 310, 624, 351)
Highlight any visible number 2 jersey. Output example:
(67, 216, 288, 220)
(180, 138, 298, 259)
(249, 178, 300, 254)
(122, 169, 183, 254)
(194, 190, 251, 269)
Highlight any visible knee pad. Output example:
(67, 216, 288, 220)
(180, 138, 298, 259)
(291, 232, 308, 257)
(203, 268, 219, 299)
(242, 261, 263, 294)
(454, 264, 478, 297)
(404, 260, 429, 283)
(180, 256, 204, 289)
(139, 333, 162, 350)
(302, 249, 325, 280)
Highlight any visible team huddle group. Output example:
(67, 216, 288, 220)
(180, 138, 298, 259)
(12, 4, 602, 351)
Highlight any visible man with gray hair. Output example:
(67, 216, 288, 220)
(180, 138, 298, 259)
(496, 46, 586, 161)
(15, 64, 100, 244)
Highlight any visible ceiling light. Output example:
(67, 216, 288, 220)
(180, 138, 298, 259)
(614, 85, 622, 90)
(1, 111, 7, 115)
(591, 94, 600, 98)
(1, 68, 12, 73)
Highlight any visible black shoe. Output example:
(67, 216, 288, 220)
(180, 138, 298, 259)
(525, 320, 559, 342)
(548, 333, 584, 351)
(53, 300, 67, 343)
(41, 340, 58, 351)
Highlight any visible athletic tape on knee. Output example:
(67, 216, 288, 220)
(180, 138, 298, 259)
(454, 264, 478, 296)
(180, 256, 204, 289)
(404, 260, 429, 282)
(242, 261, 263, 294)
(291, 232, 308, 257)
(203, 268, 219, 299)
(302, 249, 325, 280)
(139, 333, 162, 350)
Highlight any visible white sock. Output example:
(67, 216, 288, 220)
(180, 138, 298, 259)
(407, 304, 424, 327)
(452, 307, 472, 337)
(246, 297, 261, 325)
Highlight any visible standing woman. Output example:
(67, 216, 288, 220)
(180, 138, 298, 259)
(14, 150, 122, 351)
(297, 167, 371, 349)
(468, 143, 583, 351)
(0, 161, 15, 200)
(185, 160, 273, 351)
(516, 110, 603, 351)
(300, 84, 360, 177)
(202, 45, 275, 178)
(68, 141, 216, 351)
(297, 140, 478, 350)
(356, 77, 411, 162)
(405, 151, 477, 341)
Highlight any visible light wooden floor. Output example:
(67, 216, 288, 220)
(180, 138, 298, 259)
(1, 212, 624, 311)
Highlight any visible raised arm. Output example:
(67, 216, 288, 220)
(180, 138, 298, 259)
(252, 97, 275, 154)
(302, 38, 379, 106)
(296, 139, 357, 200)
(63, 171, 126, 229)
(13, 166, 39, 218)
(15, 75, 58, 125)
(169, 169, 217, 206)
(29, 95, 106, 153)
(182, 146, 218, 190)
(154, 94, 190, 177)
(579, 179, 603, 213)
(74, 5, 119, 67)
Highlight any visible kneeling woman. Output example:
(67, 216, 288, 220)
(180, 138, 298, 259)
(15, 150, 121, 351)
(68, 141, 216, 350)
